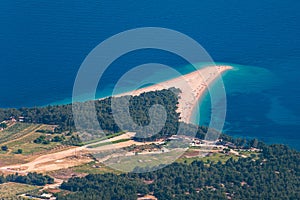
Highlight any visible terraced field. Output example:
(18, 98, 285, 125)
(0, 123, 40, 144)
(0, 123, 67, 166)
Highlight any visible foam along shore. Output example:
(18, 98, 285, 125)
(107, 65, 233, 123)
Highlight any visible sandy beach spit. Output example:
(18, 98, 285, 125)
(104, 65, 232, 123)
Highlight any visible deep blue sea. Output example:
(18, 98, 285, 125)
(0, 0, 299, 149)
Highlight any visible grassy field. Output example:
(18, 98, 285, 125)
(72, 161, 120, 174)
(0, 182, 40, 199)
(177, 152, 239, 164)
(105, 150, 184, 172)
(46, 161, 120, 180)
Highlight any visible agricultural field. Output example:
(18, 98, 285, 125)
(0, 123, 37, 144)
(0, 123, 70, 166)
(0, 182, 40, 199)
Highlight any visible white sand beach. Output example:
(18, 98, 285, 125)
(111, 65, 232, 123)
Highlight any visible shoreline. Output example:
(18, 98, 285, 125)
(106, 65, 233, 123)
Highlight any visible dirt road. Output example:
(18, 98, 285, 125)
(0, 132, 144, 173)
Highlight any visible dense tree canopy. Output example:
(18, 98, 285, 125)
(58, 144, 300, 200)
(0, 88, 207, 142)
(0, 89, 299, 199)
(1, 172, 54, 186)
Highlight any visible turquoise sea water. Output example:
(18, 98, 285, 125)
(0, 1, 299, 149)
(52, 61, 300, 150)
(195, 63, 300, 149)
